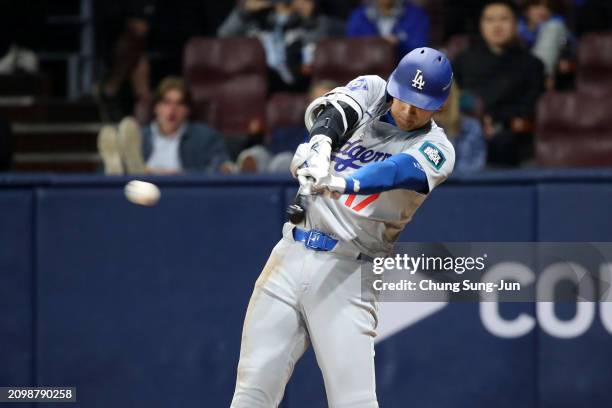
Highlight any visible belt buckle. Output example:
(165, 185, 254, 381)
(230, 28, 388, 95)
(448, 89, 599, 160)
(306, 230, 324, 250)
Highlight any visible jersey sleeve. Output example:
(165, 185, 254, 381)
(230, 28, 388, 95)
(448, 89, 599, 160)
(403, 138, 455, 192)
(305, 75, 388, 132)
(332, 75, 388, 116)
(343, 153, 429, 195)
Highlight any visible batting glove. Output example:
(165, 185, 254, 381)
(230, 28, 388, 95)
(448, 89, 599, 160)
(297, 169, 346, 199)
(305, 134, 332, 169)
(289, 134, 332, 179)
(290, 143, 310, 178)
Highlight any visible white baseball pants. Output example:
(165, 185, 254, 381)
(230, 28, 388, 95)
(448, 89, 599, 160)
(230, 235, 380, 408)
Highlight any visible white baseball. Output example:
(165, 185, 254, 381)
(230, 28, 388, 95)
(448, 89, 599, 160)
(124, 180, 161, 206)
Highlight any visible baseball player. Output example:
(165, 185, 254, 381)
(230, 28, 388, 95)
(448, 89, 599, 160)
(231, 47, 455, 408)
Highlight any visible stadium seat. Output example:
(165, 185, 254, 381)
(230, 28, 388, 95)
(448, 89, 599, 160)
(265, 92, 309, 154)
(576, 32, 612, 95)
(536, 91, 612, 167)
(183, 37, 267, 136)
(266, 93, 308, 133)
(311, 38, 396, 86)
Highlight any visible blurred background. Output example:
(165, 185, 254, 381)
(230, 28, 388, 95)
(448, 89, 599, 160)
(0, 0, 611, 407)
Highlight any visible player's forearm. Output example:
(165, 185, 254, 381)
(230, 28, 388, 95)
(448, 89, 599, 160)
(309, 101, 359, 149)
(343, 153, 429, 195)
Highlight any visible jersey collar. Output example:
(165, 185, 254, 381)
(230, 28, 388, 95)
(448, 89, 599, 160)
(380, 113, 433, 136)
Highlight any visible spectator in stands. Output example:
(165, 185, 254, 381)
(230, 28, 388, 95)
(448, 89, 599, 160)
(518, 0, 572, 81)
(218, 0, 341, 92)
(0, 118, 12, 171)
(96, 1, 156, 122)
(0, 46, 39, 75)
(454, 0, 545, 166)
(96, 1, 216, 121)
(346, 0, 429, 58)
(0, 0, 43, 75)
(434, 83, 486, 172)
(235, 80, 338, 173)
(97, 77, 232, 175)
(292, 0, 345, 75)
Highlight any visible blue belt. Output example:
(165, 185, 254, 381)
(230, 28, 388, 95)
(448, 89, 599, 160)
(292, 227, 338, 251)
(292, 227, 374, 263)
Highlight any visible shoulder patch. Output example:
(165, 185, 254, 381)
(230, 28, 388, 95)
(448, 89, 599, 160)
(347, 77, 368, 91)
(418, 141, 446, 170)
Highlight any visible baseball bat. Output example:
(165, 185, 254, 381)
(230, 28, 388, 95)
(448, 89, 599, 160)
(286, 177, 314, 224)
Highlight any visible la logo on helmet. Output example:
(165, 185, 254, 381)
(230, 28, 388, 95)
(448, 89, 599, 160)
(411, 69, 425, 90)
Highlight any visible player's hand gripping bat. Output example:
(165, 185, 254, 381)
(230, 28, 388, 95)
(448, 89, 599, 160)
(286, 100, 358, 224)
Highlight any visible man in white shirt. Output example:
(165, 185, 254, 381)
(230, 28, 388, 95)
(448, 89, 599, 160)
(98, 77, 232, 175)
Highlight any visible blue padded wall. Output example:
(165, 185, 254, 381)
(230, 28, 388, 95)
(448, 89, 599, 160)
(35, 184, 284, 407)
(0, 172, 611, 407)
(0, 190, 34, 388)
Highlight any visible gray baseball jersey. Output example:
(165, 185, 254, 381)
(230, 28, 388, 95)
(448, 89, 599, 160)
(303, 75, 455, 257)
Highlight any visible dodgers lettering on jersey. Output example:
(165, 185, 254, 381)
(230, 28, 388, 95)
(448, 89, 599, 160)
(301, 75, 455, 257)
(331, 140, 393, 172)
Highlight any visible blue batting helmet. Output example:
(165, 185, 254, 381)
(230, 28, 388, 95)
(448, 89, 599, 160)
(386, 47, 453, 111)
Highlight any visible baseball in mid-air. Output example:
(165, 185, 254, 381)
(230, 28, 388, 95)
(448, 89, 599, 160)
(124, 180, 161, 206)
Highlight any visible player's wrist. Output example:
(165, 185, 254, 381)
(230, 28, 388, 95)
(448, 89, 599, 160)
(343, 177, 359, 194)
(309, 134, 332, 145)
(304, 134, 332, 173)
(331, 175, 347, 193)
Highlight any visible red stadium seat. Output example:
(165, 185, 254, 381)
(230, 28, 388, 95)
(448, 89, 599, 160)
(536, 91, 612, 167)
(266, 93, 309, 133)
(183, 37, 267, 136)
(311, 38, 396, 86)
(265, 92, 309, 153)
(576, 32, 612, 96)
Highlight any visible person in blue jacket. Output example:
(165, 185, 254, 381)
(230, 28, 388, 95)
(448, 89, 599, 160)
(347, 0, 430, 58)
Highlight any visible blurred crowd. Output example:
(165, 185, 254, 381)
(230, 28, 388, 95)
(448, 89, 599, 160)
(0, 0, 611, 174)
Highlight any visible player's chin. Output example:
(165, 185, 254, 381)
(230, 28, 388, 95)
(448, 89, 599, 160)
(397, 119, 416, 131)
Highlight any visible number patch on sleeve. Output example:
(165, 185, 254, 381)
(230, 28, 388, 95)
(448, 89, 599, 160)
(418, 141, 446, 170)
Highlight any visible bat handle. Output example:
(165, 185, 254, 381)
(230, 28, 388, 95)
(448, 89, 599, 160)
(298, 176, 314, 195)
(286, 177, 314, 225)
